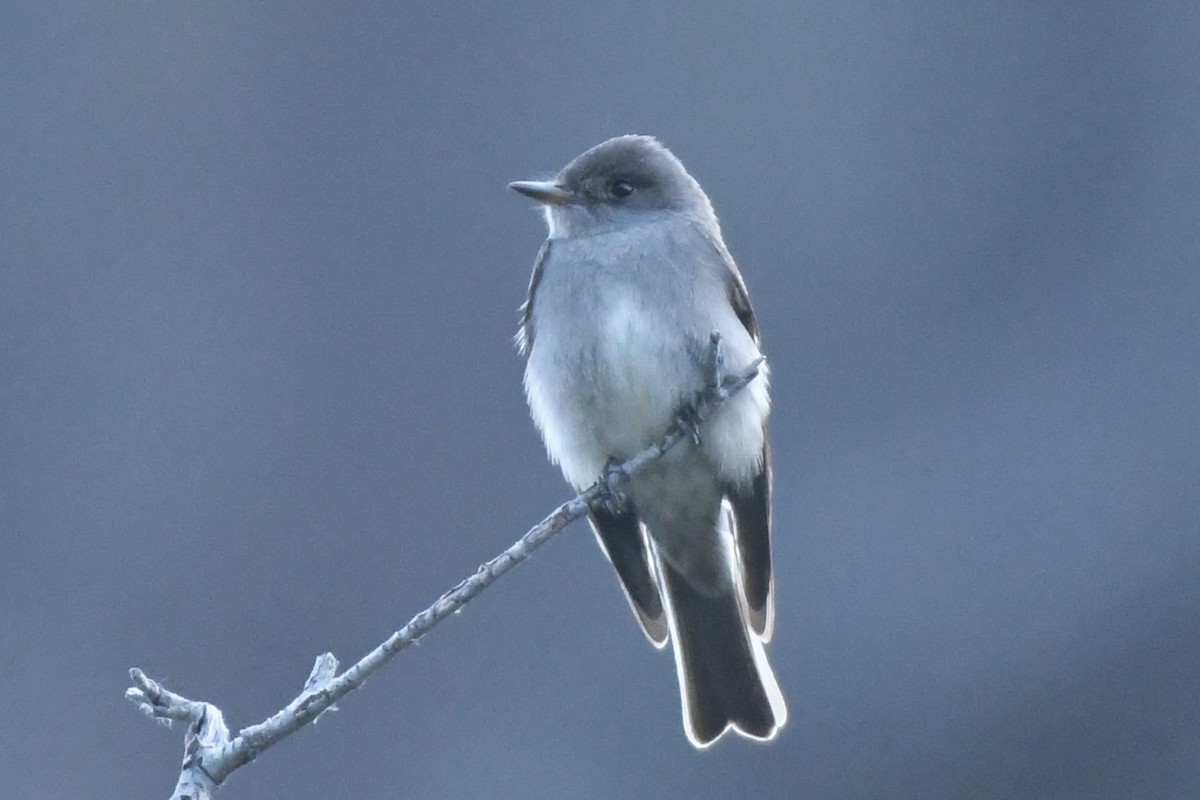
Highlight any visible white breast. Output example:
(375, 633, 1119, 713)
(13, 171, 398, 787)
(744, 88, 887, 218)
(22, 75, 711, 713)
(526, 288, 687, 489)
(522, 222, 769, 491)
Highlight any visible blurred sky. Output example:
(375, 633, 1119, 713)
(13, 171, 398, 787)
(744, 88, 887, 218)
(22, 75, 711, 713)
(2, 3, 1199, 799)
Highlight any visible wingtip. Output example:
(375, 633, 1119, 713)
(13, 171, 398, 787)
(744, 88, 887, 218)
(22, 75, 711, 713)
(747, 583, 776, 642)
(629, 601, 669, 648)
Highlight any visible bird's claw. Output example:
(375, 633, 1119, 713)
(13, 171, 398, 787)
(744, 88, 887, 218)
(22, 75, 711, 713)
(676, 402, 704, 446)
(596, 457, 631, 514)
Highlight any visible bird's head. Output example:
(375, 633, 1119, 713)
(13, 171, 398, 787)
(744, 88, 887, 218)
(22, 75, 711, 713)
(509, 135, 715, 238)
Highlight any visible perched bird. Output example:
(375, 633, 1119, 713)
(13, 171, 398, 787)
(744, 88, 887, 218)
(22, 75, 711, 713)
(510, 135, 785, 747)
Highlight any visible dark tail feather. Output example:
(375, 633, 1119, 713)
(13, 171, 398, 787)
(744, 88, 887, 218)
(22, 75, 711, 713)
(659, 556, 786, 747)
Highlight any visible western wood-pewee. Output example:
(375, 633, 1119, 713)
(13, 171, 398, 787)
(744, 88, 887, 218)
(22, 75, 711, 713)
(510, 135, 785, 747)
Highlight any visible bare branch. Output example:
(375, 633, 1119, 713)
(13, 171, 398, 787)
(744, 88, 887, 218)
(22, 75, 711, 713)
(127, 333, 765, 799)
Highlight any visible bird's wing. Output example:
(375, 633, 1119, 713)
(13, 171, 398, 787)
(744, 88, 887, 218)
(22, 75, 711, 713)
(716, 246, 773, 640)
(721, 248, 760, 343)
(589, 507, 669, 646)
(515, 239, 551, 357)
(726, 434, 774, 640)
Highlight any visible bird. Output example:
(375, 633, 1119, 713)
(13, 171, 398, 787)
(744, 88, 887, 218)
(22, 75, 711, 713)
(509, 135, 785, 747)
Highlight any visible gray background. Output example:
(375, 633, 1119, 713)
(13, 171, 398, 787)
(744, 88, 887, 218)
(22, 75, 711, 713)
(3, 3, 1199, 798)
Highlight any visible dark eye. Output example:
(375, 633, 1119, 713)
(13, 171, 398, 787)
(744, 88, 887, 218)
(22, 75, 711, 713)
(610, 179, 635, 199)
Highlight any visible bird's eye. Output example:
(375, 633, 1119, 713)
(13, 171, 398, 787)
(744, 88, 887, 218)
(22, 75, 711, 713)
(610, 179, 635, 199)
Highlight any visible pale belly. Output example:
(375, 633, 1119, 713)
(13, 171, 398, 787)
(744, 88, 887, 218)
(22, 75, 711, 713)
(525, 292, 768, 492)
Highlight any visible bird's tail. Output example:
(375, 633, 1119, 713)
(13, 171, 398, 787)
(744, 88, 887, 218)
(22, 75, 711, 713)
(658, 555, 787, 747)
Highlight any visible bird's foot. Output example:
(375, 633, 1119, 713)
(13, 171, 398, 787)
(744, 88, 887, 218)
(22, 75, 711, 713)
(596, 457, 631, 514)
(675, 401, 705, 446)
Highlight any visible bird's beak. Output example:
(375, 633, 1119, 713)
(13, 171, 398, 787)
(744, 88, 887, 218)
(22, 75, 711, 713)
(508, 180, 576, 206)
